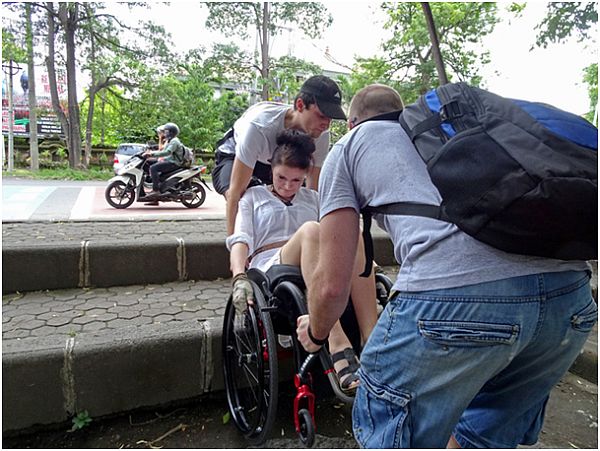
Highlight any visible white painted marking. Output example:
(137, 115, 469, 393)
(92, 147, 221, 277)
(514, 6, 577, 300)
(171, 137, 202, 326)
(69, 187, 97, 220)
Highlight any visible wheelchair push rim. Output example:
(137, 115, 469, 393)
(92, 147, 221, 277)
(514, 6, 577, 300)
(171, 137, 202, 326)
(222, 282, 278, 445)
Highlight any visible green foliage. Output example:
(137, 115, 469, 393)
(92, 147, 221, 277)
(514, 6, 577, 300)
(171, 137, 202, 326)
(205, 2, 332, 41)
(379, 2, 498, 98)
(336, 57, 413, 107)
(269, 55, 322, 102)
(534, 2, 598, 48)
(213, 91, 250, 135)
(7, 167, 114, 181)
(222, 411, 231, 424)
(583, 63, 598, 125)
(204, 2, 332, 99)
(328, 120, 349, 146)
(2, 28, 27, 62)
(70, 411, 92, 431)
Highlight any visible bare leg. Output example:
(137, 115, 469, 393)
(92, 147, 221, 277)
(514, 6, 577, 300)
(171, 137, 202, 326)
(349, 234, 378, 345)
(281, 222, 359, 389)
(282, 221, 378, 347)
(447, 435, 461, 448)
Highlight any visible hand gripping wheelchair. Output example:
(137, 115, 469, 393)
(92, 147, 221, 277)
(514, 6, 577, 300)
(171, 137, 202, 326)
(222, 264, 393, 447)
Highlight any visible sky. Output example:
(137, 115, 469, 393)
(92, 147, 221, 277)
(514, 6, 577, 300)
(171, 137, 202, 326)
(147, 0, 597, 116)
(1, 1, 596, 116)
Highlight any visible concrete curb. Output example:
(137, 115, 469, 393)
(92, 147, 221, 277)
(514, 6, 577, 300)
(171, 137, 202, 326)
(3, 300, 597, 434)
(2, 236, 396, 294)
(3, 319, 224, 432)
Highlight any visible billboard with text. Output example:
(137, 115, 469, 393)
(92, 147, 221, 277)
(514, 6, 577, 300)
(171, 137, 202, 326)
(2, 65, 66, 138)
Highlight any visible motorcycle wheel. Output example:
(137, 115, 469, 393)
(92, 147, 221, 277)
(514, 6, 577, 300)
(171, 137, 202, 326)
(181, 180, 206, 208)
(105, 180, 135, 209)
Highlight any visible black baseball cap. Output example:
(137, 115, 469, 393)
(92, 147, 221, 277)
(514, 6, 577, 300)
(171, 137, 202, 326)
(299, 75, 347, 120)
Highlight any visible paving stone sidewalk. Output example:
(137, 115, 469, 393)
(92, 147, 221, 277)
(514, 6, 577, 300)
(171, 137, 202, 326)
(2, 219, 228, 246)
(2, 278, 231, 341)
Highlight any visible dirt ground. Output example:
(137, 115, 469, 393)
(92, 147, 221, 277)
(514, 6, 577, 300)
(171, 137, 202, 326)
(2, 384, 358, 449)
(3, 373, 597, 449)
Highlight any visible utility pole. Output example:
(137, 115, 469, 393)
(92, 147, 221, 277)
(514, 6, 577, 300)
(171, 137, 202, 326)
(2, 59, 22, 172)
(421, 2, 449, 85)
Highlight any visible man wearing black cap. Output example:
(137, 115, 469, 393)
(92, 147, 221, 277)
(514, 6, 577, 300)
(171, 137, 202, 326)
(212, 74, 346, 235)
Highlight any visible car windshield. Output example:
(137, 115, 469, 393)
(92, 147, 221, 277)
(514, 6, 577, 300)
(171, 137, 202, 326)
(117, 144, 145, 156)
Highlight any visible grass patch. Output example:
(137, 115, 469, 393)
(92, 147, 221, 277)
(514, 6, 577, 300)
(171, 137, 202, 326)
(3, 167, 115, 181)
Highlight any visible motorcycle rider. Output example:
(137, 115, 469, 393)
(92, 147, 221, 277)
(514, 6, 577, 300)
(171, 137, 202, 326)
(143, 122, 185, 199)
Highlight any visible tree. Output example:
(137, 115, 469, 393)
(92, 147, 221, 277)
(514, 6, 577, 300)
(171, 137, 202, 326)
(76, 3, 171, 166)
(421, 2, 448, 85)
(583, 63, 598, 125)
(526, 2, 597, 122)
(25, 3, 39, 170)
(43, 2, 82, 168)
(533, 2, 598, 48)
(269, 55, 322, 102)
(204, 2, 332, 100)
(379, 2, 498, 99)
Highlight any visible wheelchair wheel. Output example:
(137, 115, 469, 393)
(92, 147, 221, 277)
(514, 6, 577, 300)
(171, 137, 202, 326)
(298, 408, 316, 447)
(375, 272, 393, 308)
(222, 282, 278, 445)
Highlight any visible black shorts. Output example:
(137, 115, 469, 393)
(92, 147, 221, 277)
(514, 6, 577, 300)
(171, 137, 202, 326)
(212, 150, 273, 195)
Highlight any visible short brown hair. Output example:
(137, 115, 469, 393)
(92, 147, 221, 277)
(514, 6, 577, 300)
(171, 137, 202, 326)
(349, 84, 404, 125)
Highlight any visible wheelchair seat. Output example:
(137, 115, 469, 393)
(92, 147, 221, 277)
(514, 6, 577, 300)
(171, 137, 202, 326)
(247, 264, 305, 293)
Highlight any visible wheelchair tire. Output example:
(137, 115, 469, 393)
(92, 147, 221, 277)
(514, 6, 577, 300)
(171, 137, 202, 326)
(222, 282, 278, 445)
(375, 273, 394, 308)
(298, 408, 316, 447)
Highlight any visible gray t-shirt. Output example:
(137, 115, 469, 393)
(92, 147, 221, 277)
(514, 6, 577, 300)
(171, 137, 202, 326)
(318, 120, 589, 292)
(218, 102, 330, 168)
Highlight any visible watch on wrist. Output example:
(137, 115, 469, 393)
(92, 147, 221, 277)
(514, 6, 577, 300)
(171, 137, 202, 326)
(307, 325, 329, 346)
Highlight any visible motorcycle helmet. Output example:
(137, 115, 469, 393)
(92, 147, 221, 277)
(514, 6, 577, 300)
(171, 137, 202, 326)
(162, 122, 180, 140)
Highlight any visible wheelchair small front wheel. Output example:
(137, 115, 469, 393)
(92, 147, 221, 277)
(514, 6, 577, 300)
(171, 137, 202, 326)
(297, 408, 316, 447)
(222, 283, 278, 445)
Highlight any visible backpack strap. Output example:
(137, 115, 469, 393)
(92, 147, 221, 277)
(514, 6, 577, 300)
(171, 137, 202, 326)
(359, 202, 442, 277)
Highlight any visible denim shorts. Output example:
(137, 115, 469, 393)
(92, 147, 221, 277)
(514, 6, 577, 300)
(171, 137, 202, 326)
(352, 270, 597, 448)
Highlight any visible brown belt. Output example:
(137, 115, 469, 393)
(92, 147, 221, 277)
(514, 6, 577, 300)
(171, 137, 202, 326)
(249, 240, 288, 262)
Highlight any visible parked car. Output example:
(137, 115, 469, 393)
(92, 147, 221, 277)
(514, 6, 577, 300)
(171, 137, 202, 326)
(112, 143, 147, 174)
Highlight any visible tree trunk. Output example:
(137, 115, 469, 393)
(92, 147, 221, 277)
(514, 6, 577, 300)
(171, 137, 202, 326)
(260, 2, 270, 101)
(60, 3, 82, 168)
(84, 30, 98, 168)
(421, 2, 449, 85)
(45, 3, 70, 153)
(26, 2, 39, 171)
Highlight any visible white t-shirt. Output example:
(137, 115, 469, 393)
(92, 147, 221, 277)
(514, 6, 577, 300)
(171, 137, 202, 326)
(218, 102, 330, 168)
(318, 120, 589, 292)
(226, 184, 319, 272)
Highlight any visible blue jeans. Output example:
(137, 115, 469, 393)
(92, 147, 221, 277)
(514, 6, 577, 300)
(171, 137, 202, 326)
(352, 270, 597, 448)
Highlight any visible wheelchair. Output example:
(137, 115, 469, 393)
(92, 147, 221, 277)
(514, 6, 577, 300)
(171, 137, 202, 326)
(222, 264, 393, 447)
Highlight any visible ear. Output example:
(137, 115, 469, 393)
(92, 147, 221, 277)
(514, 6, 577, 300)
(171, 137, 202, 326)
(295, 97, 305, 112)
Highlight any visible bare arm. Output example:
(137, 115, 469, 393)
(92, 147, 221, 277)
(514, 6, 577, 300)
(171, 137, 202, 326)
(298, 208, 360, 350)
(226, 158, 254, 235)
(230, 242, 249, 276)
(306, 166, 321, 191)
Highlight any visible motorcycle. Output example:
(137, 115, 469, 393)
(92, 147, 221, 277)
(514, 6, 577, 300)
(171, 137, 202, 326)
(105, 151, 211, 209)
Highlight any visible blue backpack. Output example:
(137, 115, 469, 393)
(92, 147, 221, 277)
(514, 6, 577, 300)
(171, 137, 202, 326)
(360, 82, 598, 276)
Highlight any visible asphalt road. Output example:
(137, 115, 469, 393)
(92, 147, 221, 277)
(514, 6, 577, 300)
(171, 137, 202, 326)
(1, 178, 225, 222)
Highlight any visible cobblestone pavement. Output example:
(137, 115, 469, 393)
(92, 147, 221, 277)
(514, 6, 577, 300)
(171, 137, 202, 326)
(2, 279, 231, 341)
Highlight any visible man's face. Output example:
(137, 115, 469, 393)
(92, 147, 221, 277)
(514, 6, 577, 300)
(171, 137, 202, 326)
(299, 101, 332, 138)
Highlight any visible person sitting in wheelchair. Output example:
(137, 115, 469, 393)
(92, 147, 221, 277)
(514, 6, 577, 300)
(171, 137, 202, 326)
(226, 129, 378, 394)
